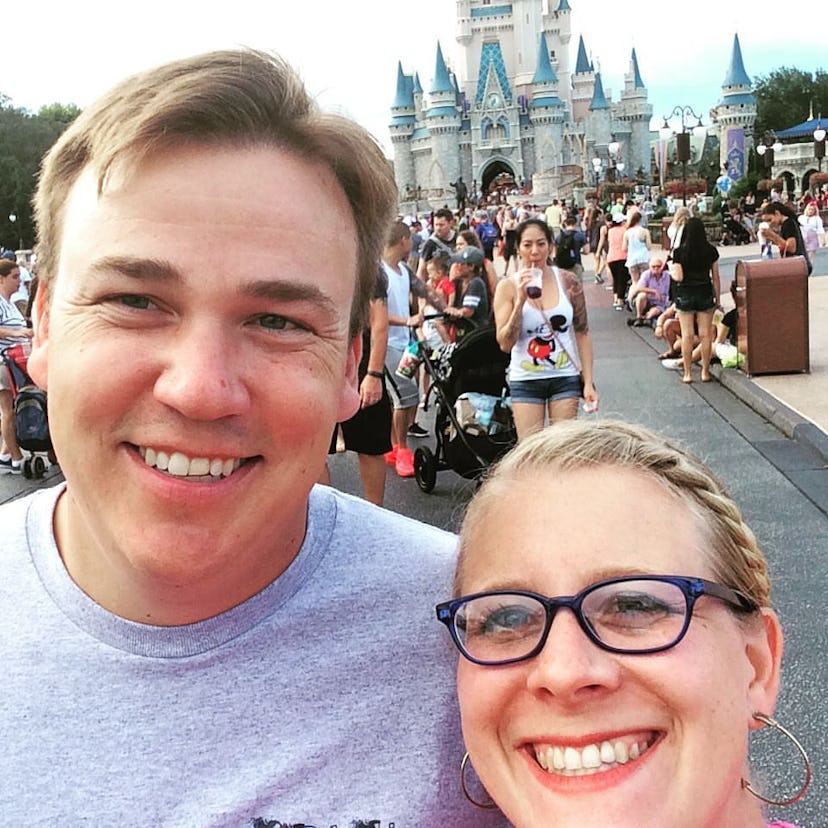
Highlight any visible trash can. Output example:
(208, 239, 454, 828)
(734, 256, 809, 376)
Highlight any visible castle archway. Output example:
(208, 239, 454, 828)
(480, 159, 518, 198)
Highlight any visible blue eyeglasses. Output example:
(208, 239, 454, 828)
(436, 575, 756, 666)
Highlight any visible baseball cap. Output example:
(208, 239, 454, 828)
(613, 213, 626, 223)
(451, 246, 485, 266)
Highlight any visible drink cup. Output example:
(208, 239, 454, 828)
(526, 267, 543, 299)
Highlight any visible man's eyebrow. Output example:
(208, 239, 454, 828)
(240, 279, 341, 316)
(88, 256, 182, 283)
(86, 257, 343, 315)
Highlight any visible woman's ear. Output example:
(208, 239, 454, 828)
(746, 608, 783, 728)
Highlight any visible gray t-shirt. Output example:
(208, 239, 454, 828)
(1, 484, 506, 826)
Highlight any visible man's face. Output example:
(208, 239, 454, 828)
(434, 216, 452, 239)
(29, 144, 360, 619)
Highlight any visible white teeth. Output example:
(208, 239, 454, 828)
(581, 744, 601, 769)
(167, 451, 190, 476)
(563, 747, 581, 770)
(188, 457, 210, 476)
(534, 736, 652, 777)
(139, 447, 243, 479)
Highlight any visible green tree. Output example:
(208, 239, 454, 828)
(753, 67, 828, 136)
(0, 98, 80, 250)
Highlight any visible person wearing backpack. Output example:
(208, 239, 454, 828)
(553, 215, 587, 283)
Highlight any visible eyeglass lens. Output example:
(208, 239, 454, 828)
(454, 580, 690, 663)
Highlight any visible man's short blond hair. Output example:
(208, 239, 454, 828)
(34, 48, 397, 336)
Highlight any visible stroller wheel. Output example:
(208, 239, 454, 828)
(414, 446, 437, 494)
(23, 459, 33, 479)
(33, 456, 46, 479)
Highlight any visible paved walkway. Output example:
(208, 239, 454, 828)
(578, 240, 828, 463)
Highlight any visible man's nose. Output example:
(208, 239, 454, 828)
(153, 321, 251, 420)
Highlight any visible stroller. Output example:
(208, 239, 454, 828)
(1, 342, 52, 479)
(409, 324, 516, 493)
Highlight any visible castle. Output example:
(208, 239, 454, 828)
(389, 0, 756, 208)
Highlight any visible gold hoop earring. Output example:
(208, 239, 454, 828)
(460, 751, 498, 810)
(741, 712, 812, 807)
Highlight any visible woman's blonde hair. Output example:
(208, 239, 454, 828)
(456, 420, 771, 608)
(33, 48, 397, 337)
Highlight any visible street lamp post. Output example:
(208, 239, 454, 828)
(814, 118, 826, 174)
(659, 106, 707, 207)
(591, 156, 603, 189)
(755, 134, 783, 197)
(8, 213, 22, 251)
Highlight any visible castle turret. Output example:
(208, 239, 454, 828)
(615, 48, 653, 181)
(426, 42, 462, 191)
(389, 61, 416, 198)
(570, 35, 595, 123)
(714, 33, 756, 180)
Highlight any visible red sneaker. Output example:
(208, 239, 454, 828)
(395, 447, 415, 478)
(384, 445, 399, 466)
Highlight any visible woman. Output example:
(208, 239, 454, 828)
(606, 212, 629, 310)
(501, 210, 519, 276)
(798, 202, 825, 268)
(454, 229, 499, 302)
(760, 202, 810, 274)
(671, 216, 720, 384)
(592, 212, 612, 286)
(438, 420, 810, 828)
(0, 259, 34, 474)
(621, 209, 652, 285)
(666, 206, 690, 259)
(493, 219, 598, 438)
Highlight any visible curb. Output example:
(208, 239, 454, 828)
(631, 326, 828, 466)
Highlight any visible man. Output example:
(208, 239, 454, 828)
(627, 257, 671, 326)
(321, 262, 391, 506)
(382, 221, 429, 477)
(544, 198, 563, 236)
(1, 49, 504, 826)
(417, 206, 457, 279)
(553, 215, 587, 283)
(407, 217, 424, 273)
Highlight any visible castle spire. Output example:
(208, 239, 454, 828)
(630, 48, 645, 89)
(556, 0, 572, 9)
(574, 35, 591, 75)
(589, 72, 609, 110)
(532, 32, 559, 84)
(431, 42, 454, 94)
(722, 33, 751, 88)
(392, 61, 414, 109)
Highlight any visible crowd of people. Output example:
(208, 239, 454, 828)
(0, 45, 815, 826)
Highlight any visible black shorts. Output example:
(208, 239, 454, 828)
(328, 385, 392, 456)
(675, 284, 716, 313)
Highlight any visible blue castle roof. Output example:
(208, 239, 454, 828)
(722, 34, 751, 88)
(431, 42, 454, 94)
(475, 40, 512, 105)
(557, 0, 571, 9)
(532, 33, 559, 84)
(589, 72, 609, 110)
(631, 48, 645, 89)
(574, 36, 591, 74)
(413, 72, 422, 95)
(392, 61, 414, 109)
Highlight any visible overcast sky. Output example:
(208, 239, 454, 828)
(4, 0, 825, 155)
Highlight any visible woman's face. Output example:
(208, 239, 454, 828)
(455, 466, 780, 828)
(805, 204, 816, 217)
(456, 235, 468, 251)
(762, 210, 783, 229)
(518, 224, 550, 267)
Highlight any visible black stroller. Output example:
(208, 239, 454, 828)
(1, 342, 52, 479)
(410, 325, 516, 493)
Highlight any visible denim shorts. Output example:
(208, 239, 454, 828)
(675, 285, 716, 313)
(509, 375, 583, 404)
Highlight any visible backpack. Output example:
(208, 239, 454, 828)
(477, 222, 498, 243)
(14, 385, 51, 453)
(554, 230, 578, 268)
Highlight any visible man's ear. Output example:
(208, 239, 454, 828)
(746, 608, 784, 728)
(335, 333, 362, 424)
(27, 284, 51, 391)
